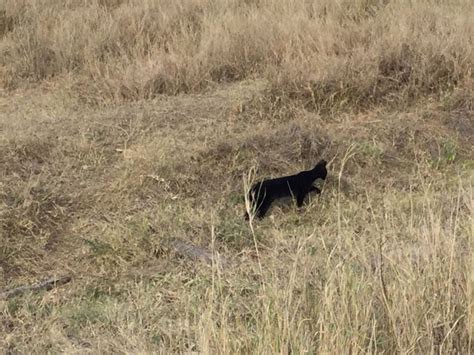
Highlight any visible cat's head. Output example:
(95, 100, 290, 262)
(313, 159, 328, 180)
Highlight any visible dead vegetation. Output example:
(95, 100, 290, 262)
(0, 0, 472, 106)
(0, 0, 473, 353)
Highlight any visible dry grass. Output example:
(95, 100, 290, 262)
(0, 0, 473, 353)
(1, 0, 472, 107)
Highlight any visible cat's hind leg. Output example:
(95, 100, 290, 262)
(296, 191, 307, 207)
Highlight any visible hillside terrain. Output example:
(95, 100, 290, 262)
(0, 0, 473, 352)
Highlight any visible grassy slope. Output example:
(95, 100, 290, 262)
(1, 0, 473, 353)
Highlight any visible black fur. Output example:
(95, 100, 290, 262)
(246, 159, 328, 219)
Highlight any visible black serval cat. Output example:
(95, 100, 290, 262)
(246, 159, 328, 219)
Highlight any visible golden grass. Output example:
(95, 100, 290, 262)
(0, 0, 473, 353)
(1, 0, 472, 107)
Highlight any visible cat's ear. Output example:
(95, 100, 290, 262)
(317, 159, 327, 166)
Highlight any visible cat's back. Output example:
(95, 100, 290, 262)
(251, 169, 310, 192)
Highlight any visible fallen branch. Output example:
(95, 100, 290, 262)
(170, 239, 228, 268)
(0, 276, 71, 300)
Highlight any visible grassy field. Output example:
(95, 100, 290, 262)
(0, 0, 473, 353)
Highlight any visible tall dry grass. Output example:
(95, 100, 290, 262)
(1, 0, 472, 108)
(1, 156, 471, 352)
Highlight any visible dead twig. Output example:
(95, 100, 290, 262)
(0, 276, 71, 300)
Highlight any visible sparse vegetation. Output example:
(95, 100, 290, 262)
(0, 0, 472, 353)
